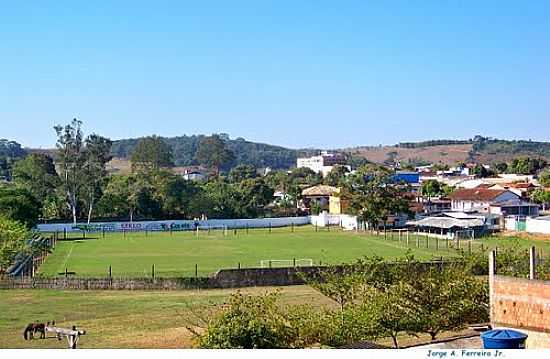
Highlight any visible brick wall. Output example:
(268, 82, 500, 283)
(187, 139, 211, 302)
(490, 275, 550, 348)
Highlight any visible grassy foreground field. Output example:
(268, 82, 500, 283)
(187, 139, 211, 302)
(39, 226, 460, 277)
(0, 286, 335, 349)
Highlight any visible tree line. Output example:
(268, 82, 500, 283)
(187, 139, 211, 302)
(189, 254, 489, 348)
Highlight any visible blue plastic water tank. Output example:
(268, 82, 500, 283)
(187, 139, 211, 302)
(481, 329, 528, 349)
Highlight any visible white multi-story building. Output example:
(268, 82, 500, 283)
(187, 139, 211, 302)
(296, 151, 350, 177)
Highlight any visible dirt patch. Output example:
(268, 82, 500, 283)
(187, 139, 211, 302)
(501, 231, 550, 242)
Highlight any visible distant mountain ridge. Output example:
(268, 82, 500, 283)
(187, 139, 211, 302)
(11, 135, 550, 170)
(111, 134, 320, 170)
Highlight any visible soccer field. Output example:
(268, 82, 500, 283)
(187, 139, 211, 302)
(38, 226, 462, 277)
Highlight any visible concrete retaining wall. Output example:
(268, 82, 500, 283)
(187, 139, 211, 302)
(0, 261, 455, 291)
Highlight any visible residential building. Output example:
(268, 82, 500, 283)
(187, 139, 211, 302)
(296, 151, 350, 177)
(300, 185, 338, 213)
(448, 188, 520, 212)
(172, 166, 209, 181)
(328, 188, 351, 215)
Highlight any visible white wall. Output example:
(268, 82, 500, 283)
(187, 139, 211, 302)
(310, 213, 358, 230)
(526, 217, 550, 234)
(36, 217, 311, 233)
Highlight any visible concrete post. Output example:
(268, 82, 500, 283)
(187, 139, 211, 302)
(489, 250, 496, 326)
(529, 246, 536, 280)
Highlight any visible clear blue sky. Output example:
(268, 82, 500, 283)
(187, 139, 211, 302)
(1, 1, 549, 149)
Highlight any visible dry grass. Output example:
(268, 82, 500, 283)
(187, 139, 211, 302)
(0, 286, 334, 349)
(347, 144, 473, 166)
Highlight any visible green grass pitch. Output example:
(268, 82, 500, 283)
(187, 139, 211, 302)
(38, 225, 548, 278)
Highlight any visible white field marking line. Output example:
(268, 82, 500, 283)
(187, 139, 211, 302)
(59, 241, 75, 273)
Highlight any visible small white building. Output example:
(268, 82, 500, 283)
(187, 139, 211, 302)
(296, 151, 350, 177)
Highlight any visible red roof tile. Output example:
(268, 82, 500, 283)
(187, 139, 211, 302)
(448, 188, 509, 201)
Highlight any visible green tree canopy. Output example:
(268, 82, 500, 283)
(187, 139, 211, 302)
(195, 135, 235, 174)
(228, 164, 257, 183)
(346, 166, 410, 229)
(130, 135, 174, 172)
(0, 215, 31, 273)
(12, 153, 59, 207)
(0, 185, 41, 227)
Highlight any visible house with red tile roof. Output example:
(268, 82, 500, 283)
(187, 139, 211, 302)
(449, 188, 519, 212)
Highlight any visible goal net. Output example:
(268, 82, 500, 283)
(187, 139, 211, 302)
(194, 225, 228, 237)
(454, 229, 475, 240)
(260, 259, 314, 268)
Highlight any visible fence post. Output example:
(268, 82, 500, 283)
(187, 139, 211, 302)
(446, 237, 449, 250)
(426, 235, 429, 249)
(293, 258, 296, 267)
(436, 237, 439, 251)
(109, 265, 112, 278)
(152, 264, 155, 279)
(291, 223, 294, 233)
(123, 229, 126, 238)
(195, 264, 198, 278)
(529, 246, 536, 280)
(64, 228, 67, 240)
(65, 268, 68, 278)
(269, 260, 272, 268)
(238, 262, 241, 270)
(246, 225, 249, 234)
(269, 223, 272, 233)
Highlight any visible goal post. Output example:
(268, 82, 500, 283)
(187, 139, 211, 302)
(260, 259, 314, 268)
(195, 225, 228, 237)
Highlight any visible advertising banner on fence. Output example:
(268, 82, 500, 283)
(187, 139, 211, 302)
(36, 217, 312, 233)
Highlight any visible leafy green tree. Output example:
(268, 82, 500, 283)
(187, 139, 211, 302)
(421, 180, 444, 198)
(289, 167, 322, 186)
(0, 215, 31, 274)
(324, 165, 350, 187)
(406, 266, 489, 340)
(0, 185, 41, 227)
(531, 189, 550, 211)
(98, 174, 159, 221)
(366, 281, 420, 348)
(494, 162, 508, 174)
(228, 164, 257, 183)
(508, 157, 547, 175)
(235, 178, 274, 217)
(81, 134, 112, 223)
(12, 153, 59, 209)
(472, 164, 493, 178)
(197, 291, 298, 348)
(153, 170, 201, 219)
(539, 170, 550, 187)
(347, 166, 410, 230)
(130, 135, 173, 172)
(308, 265, 364, 326)
(195, 135, 235, 174)
(201, 179, 240, 218)
(54, 119, 86, 224)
